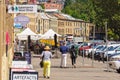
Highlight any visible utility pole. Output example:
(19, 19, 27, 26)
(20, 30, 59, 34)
(105, 21, 109, 71)
(92, 24, 95, 67)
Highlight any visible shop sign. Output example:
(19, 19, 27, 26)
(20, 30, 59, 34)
(8, 5, 37, 13)
(14, 15, 29, 26)
(11, 71, 38, 80)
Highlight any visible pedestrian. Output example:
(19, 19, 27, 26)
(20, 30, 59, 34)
(39, 43, 45, 54)
(70, 45, 78, 68)
(40, 46, 53, 79)
(34, 43, 40, 54)
(60, 42, 68, 68)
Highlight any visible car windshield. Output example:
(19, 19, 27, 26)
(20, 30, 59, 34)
(108, 46, 115, 51)
(96, 45, 104, 49)
(108, 46, 119, 51)
(101, 46, 107, 51)
(96, 46, 104, 51)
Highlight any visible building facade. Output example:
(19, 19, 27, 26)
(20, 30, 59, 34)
(25, 13, 37, 32)
(46, 13, 58, 33)
(36, 12, 50, 34)
(0, 0, 14, 80)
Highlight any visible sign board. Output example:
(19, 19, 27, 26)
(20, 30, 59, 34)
(14, 15, 30, 26)
(8, 5, 37, 13)
(10, 69, 38, 80)
(24, 52, 31, 64)
(74, 37, 84, 43)
(14, 23, 22, 28)
(12, 71, 38, 80)
(12, 61, 29, 68)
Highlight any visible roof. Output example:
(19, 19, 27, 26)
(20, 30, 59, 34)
(61, 13, 75, 20)
(46, 13, 58, 19)
(52, 13, 66, 19)
(40, 13, 49, 19)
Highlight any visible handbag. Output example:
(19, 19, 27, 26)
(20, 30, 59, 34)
(39, 55, 44, 68)
(40, 60, 43, 68)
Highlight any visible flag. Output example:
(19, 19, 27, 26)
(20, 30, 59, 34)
(6, 31, 10, 45)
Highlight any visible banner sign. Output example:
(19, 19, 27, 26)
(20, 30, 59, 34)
(14, 15, 30, 26)
(8, 5, 37, 13)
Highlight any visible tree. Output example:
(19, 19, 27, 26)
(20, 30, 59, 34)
(92, 0, 120, 40)
(62, 0, 120, 40)
(62, 0, 95, 22)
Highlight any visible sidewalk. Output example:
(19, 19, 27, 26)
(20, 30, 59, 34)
(31, 53, 120, 80)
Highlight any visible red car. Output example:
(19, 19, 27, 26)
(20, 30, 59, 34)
(79, 43, 92, 56)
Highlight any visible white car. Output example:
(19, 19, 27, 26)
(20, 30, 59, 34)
(85, 45, 104, 56)
(108, 55, 120, 73)
(104, 45, 120, 59)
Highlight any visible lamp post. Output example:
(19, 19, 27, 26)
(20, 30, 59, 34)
(92, 24, 95, 67)
(82, 27, 85, 66)
(74, 26, 85, 66)
(105, 21, 109, 71)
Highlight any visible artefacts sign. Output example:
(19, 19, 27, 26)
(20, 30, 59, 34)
(8, 5, 37, 13)
(14, 15, 30, 26)
(11, 71, 38, 80)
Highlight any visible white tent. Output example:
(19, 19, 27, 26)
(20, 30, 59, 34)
(17, 28, 38, 40)
(40, 29, 61, 39)
(38, 33, 42, 37)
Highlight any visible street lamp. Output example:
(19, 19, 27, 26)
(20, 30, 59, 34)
(74, 26, 85, 66)
(92, 24, 95, 67)
(105, 21, 109, 71)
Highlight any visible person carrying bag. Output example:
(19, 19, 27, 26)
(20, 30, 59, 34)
(40, 46, 53, 79)
(70, 45, 78, 68)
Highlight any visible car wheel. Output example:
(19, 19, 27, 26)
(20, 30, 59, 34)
(116, 68, 120, 73)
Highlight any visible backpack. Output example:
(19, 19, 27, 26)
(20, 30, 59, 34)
(71, 49, 76, 57)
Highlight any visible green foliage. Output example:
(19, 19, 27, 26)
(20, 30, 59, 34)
(92, 0, 120, 40)
(62, 0, 95, 22)
(62, 0, 120, 40)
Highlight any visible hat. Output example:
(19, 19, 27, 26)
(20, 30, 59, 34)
(44, 46, 50, 50)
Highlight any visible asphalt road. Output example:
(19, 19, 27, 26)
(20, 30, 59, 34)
(31, 53, 120, 80)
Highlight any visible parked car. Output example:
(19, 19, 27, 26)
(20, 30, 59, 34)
(108, 55, 120, 73)
(108, 52, 120, 60)
(94, 44, 120, 62)
(104, 45, 120, 60)
(85, 44, 104, 58)
(94, 45, 106, 61)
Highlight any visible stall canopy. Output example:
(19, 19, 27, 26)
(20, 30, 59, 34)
(17, 28, 38, 40)
(40, 29, 61, 39)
